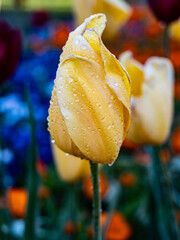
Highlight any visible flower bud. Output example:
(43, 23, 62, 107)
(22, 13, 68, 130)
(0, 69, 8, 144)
(48, 14, 131, 164)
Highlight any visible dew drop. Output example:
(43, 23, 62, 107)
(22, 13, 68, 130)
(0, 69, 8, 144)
(51, 139, 55, 143)
(65, 153, 69, 156)
(75, 38, 80, 45)
(108, 162, 113, 167)
(108, 102, 112, 107)
(67, 76, 73, 83)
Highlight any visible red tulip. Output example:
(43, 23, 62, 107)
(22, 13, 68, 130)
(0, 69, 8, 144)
(0, 21, 21, 84)
(147, 0, 180, 24)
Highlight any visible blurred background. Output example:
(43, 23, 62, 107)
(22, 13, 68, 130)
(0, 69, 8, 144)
(0, 0, 180, 239)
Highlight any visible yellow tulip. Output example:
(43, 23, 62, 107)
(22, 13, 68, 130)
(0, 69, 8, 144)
(119, 51, 174, 145)
(52, 144, 90, 182)
(170, 18, 180, 42)
(73, 0, 132, 40)
(48, 14, 131, 165)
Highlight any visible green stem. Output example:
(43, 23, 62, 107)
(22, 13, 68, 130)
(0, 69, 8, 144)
(148, 146, 179, 240)
(150, 147, 170, 240)
(163, 24, 169, 57)
(23, 88, 38, 240)
(90, 161, 102, 240)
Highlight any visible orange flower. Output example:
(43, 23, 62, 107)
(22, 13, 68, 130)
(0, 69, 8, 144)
(88, 211, 132, 240)
(145, 21, 163, 38)
(7, 188, 28, 218)
(64, 221, 74, 236)
(106, 212, 132, 240)
(121, 42, 138, 55)
(170, 51, 180, 72)
(52, 25, 70, 48)
(171, 127, 180, 154)
(122, 138, 138, 150)
(119, 172, 137, 187)
(83, 173, 109, 199)
(130, 5, 146, 21)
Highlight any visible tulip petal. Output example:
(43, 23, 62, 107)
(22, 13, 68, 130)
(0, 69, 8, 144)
(56, 54, 125, 164)
(60, 14, 106, 63)
(128, 56, 174, 144)
(82, 28, 131, 139)
(119, 51, 144, 97)
(52, 144, 90, 182)
(48, 86, 83, 157)
(100, 44, 131, 138)
(97, 0, 132, 39)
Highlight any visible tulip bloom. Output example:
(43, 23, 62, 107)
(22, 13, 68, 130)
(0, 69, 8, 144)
(7, 188, 28, 218)
(48, 14, 131, 164)
(147, 0, 180, 24)
(119, 51, 174, 145)
(52, 144, 90, 182)
(0, 21, 21, 84)
(170, 18, 180, 42)
(73, 0, 132, 40)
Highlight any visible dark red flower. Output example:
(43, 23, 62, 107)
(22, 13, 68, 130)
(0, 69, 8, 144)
(147, 0, 180, 24)
(31, 11, 49, 27)
(0, 21, 21, 84)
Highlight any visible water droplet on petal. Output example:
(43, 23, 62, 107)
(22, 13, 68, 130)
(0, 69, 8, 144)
(110, 95, 114, 100)
(51, 139, 55, 143)
(75, 38, 80, 45)
(108, 102, 112, 107)
(108, 162, 113, 167)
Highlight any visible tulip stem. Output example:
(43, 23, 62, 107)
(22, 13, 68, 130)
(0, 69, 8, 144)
(24, 87, 38, 240)
(90, 161, 102, 240)
(148, 146, 180, 240)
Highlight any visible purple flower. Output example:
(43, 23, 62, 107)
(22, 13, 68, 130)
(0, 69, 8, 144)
(147, 0, 180, 24)
(0, 21, 22, 84)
